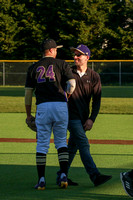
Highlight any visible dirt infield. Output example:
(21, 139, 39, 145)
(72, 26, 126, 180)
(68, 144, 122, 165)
(1, 138, 133, 145)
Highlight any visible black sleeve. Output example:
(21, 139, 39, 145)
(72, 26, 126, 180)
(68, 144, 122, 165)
(89, 73, 101, 122)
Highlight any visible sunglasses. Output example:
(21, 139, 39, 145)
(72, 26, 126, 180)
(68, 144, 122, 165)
(73, 53, 85, 57)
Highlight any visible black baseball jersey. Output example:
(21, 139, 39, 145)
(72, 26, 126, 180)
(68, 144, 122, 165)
(25, 57, 74, 105)
(68, 66, 101, 124)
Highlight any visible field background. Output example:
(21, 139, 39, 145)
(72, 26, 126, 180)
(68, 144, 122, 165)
(0, 86, 133, 200)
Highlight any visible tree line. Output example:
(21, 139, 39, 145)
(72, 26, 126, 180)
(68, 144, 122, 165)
(0, 0, 133, 60)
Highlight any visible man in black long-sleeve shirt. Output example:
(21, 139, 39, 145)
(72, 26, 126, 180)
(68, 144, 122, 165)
(66, 44, 112, 186)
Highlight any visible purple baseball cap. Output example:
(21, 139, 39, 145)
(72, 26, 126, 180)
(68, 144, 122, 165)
(70, 44, 91, 57)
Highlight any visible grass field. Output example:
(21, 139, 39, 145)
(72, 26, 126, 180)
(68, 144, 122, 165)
(0, 113, 133, 200)
(0, 86, 133, 113)
(0, 86, 133, 97)
(0, 86, 133, 199)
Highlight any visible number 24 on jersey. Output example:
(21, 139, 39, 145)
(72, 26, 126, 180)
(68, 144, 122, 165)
(36, 65, 55, 83)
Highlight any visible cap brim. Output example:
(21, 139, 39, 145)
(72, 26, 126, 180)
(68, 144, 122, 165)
(57, 45, 63, 48)
(70, 47, 85, 55)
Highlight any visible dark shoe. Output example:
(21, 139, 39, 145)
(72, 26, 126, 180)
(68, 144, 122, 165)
(68, 178, 78, 186)
(94, 174, 112, 186)
(120, 172, 133, 197)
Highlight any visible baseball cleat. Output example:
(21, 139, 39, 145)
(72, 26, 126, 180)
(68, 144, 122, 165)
(120, 172, 133, 197)
(34, 181, 45, 190)
(60, 176, 68, 189)
(56, 171, 78, 186)
(57, 172, 68, 189)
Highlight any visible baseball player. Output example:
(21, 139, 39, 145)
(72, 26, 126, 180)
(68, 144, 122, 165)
(25, 39, 76, 190)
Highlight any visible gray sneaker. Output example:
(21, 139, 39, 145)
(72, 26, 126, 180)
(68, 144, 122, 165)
(120, 172, 133, 197)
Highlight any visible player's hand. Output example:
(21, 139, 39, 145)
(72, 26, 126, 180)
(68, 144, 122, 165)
(83, 119, 93, 131)
(26, 115, 37, 132)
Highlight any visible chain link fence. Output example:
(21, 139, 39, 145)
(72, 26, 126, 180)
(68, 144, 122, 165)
(0, 60, 133, 86)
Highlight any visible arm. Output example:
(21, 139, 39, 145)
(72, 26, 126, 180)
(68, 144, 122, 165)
(62, 62, 76, 98)
(83, 73, 101, 131)
(66, 78, 76, 97)
(89, 73, 101, 123)
(25, 88, 33, 120)
(25, 88, 37, 132)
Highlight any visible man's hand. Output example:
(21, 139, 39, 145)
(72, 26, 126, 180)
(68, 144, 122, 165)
(83, 119, 93, 131)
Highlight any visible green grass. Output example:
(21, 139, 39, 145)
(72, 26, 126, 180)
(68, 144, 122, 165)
(0, 96, 133, 113)
(101, 86, 133, 98)
(0, 86, 25, 97)
(0, 86, 133, 113)
(100, 98, 133, 114)
(0, 86, 133, 97)
(0, 164, 128, 200)
(0, 113, 133, 199)
(0, 113, 133, 140)
(0, 86, 133, 199)
(0, 165, 130, 200)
